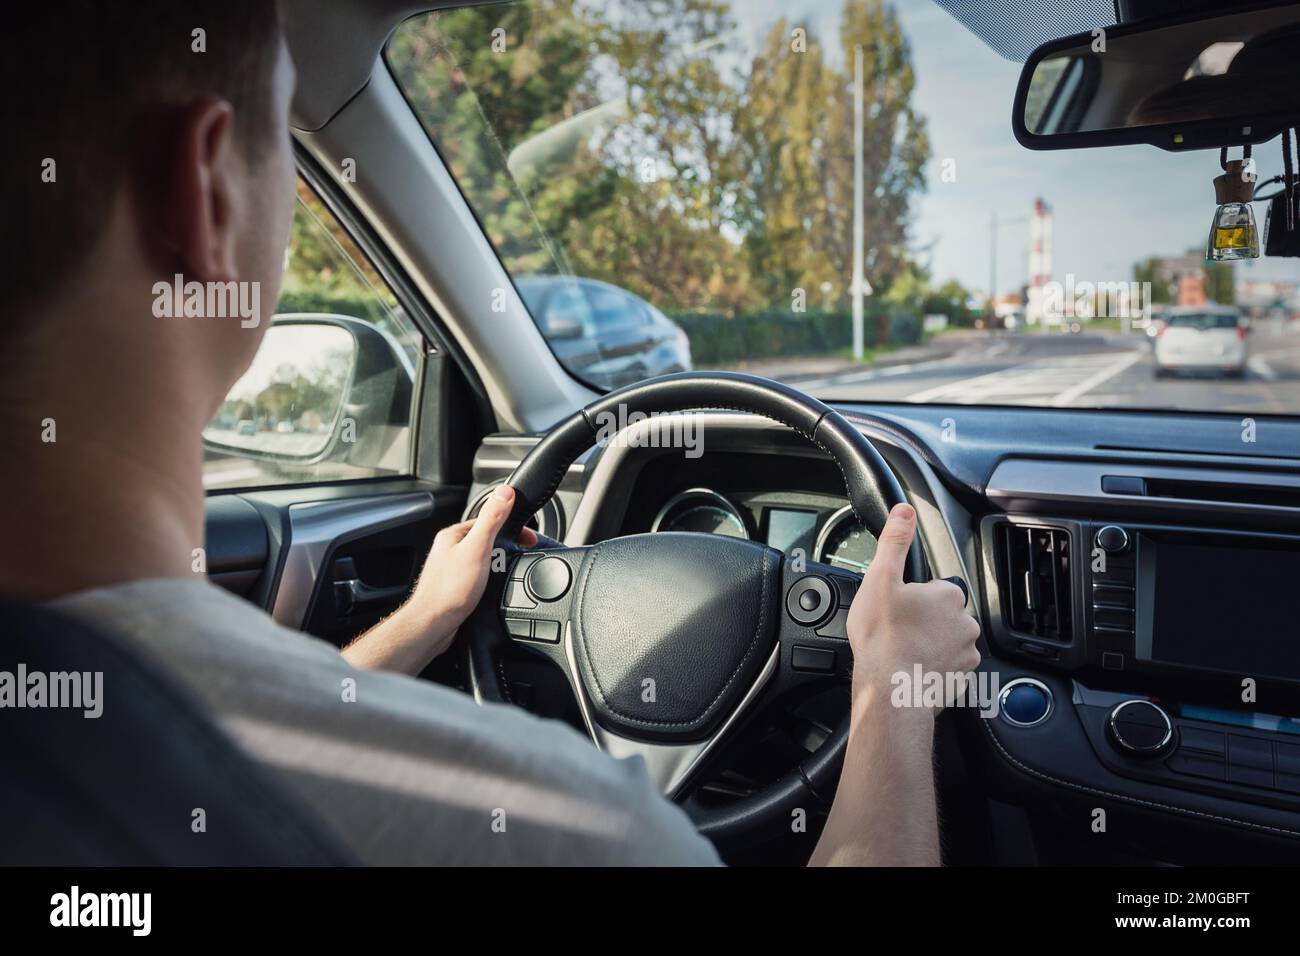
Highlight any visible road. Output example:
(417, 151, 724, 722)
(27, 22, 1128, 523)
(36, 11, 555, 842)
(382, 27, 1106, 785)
(789, 323, 1300, 414)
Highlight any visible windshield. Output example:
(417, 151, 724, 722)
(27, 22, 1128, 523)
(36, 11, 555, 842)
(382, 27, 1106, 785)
(386, 0, 1300, 412)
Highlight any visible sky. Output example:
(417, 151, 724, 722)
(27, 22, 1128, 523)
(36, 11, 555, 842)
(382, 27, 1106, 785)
(755, 0, 1300, 295)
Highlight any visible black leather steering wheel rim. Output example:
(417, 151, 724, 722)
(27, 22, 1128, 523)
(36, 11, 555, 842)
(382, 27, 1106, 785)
(464, 371, 927, 850)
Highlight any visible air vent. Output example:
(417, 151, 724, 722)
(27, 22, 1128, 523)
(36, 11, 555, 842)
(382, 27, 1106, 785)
(999, 524, 1073, 643)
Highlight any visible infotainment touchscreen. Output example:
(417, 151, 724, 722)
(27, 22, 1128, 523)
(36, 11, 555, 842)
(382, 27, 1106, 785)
(1144, 536, 1300, 682)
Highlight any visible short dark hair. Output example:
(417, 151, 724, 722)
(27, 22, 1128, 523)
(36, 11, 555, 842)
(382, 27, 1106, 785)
(1, 1, 284, 322)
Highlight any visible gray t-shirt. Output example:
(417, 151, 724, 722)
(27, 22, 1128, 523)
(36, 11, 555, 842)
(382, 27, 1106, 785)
(51, 578, 720, 866)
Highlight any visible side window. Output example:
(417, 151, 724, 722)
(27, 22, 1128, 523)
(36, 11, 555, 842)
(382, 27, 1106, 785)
(202, 180, 423, 491)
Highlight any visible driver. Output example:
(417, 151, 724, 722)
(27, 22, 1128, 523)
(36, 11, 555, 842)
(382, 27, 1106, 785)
(1, 1, 980, 865)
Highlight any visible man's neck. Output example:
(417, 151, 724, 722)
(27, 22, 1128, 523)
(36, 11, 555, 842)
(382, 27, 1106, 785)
(0, 331, 210, 602)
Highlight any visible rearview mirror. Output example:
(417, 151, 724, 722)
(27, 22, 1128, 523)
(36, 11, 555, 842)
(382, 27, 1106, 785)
(1014, 5, 1300, 151)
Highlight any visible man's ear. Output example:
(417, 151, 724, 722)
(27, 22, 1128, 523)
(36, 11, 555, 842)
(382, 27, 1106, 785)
(159, 97, 242, 283)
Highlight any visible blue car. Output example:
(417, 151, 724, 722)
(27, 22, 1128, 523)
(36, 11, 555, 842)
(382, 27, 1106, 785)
(515, 276, 692, 390)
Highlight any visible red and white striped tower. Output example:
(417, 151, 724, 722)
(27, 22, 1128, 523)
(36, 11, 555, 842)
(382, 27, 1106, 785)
(1026, 198, 1053, 326)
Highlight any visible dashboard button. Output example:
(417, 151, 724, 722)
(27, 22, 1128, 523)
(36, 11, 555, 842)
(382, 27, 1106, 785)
(1227, 763, 1274, 788)
(512, 552, 543, 579)
(1277, 743, 1300, 794)
(1101, 476, 1146, 496)
(1094, 607, 1134, 630)
(1178, 727, 1226, 755)
(998, 678, 1053, 727)
(786, 576, 832, 625)
(502, 581, 536, 610)
(531, 619, 560, 643)
(1092, 584, 1135, 607)
(814, 607, 849, 640)
(1095, 525, 1130, 553)
(829, 574, 860, 607)
(525, 557, 571, 602)
(505, 617, 533, 638)
(1168, 751, 1226, 781)
(1228, 734, 1274, 769)
(792, 645, 835, 673)
(1106, 699, 1174, 757)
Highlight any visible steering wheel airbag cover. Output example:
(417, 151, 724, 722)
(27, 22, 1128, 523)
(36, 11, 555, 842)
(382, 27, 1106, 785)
(570, 532, 780, 742)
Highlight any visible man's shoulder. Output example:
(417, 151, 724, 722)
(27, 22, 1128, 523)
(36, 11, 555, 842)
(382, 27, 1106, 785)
(49, 578, 721, 865)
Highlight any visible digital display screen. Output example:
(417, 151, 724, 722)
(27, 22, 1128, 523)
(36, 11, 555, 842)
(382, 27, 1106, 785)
(765, 508, 819, 555)
(1147, 537, 1300, 682)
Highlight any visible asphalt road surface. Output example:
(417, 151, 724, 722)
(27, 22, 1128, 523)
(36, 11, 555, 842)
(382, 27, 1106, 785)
(798, 322, 1300, 414)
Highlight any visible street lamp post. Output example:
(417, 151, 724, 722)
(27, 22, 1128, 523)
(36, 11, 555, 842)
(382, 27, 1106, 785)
(852, 45, 866, 360)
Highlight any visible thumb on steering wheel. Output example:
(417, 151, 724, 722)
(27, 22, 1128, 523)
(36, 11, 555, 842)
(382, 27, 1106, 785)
(867, 502, 916, 584)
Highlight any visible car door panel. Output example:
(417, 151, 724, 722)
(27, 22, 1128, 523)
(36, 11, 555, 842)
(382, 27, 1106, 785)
(204, 480, 465, 647)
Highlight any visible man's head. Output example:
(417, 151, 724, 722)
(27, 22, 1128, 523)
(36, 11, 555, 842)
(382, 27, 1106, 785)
(3, 1, 296, 414)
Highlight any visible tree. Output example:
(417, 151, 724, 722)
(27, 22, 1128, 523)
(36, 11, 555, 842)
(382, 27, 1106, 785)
(1204, 261, 1236, 305)
(736, 0, 930, 309)
(386, 0, 611, 276)
(384, 0, 933, 320)
(1132, 257, 1173, 304)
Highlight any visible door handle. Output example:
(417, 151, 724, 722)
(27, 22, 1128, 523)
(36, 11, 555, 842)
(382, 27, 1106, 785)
(334, 578, 410, 616)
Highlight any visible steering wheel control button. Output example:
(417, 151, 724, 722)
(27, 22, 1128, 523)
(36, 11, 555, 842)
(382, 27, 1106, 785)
(792, 645, 836, 673)
(829, 574, 860, 607)
(997, 678, 1053, 728)
(502, 580, 536, 610)
(1106, 699, 1174, 758)
(815, 607, 849, 640)
(531, 619, 560, 643)
(512, 552, 542, 579)
(1095, 525, 1130, 554)
(525, 556, 571, 602)
(786, 575, 832, 625)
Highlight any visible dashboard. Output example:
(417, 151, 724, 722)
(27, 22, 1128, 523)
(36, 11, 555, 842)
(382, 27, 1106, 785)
(645, 487, 877, 573)
(465, 402, 1300, 865)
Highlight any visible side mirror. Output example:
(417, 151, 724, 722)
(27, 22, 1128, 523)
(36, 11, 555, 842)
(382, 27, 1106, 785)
(544, 314, 585, 340)
(204, 314, 413, 463)
(1014, 6, 1300, 152)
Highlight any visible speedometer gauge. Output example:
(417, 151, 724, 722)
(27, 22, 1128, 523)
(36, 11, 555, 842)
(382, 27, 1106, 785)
(814, 505, 878, 573)
(650, 488, 749, 539)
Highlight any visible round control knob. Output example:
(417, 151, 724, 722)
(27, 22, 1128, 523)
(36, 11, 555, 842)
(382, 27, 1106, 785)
(998, 677, 1054, 727)
(786, 576, 832, 626)
(1095, 525, 1130, 554)
(1106, 699, 1173, 758)
(525, 556, 571, 602)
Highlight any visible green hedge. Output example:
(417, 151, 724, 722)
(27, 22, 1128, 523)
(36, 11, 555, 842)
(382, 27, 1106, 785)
(275, 292, 926, 368)
(668, 308, 922, 365)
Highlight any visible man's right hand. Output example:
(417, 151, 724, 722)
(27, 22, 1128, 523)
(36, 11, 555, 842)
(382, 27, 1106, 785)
(845, 502, 981, 706)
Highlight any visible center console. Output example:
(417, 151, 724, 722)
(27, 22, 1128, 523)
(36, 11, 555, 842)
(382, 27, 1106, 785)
(980, 514, 1300, 810)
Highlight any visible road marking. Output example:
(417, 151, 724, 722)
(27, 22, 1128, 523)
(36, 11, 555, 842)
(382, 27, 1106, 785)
(901, 350, 1145, 405)
(798, 355, 954, 391)
(1049, 350, 1146, 406)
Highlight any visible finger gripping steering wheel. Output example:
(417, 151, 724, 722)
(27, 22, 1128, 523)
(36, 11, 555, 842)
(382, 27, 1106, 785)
(461, 372, 927, 849)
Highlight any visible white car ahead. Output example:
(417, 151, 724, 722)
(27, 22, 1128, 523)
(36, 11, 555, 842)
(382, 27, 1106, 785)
(1153, 307, 1249, 378)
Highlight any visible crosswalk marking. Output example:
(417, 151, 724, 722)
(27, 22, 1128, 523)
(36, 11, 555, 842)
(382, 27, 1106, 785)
(904, 349, 1146, 406)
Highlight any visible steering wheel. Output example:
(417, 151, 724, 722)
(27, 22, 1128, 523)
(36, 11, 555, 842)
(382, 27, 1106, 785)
(461, 372, 928, 848)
